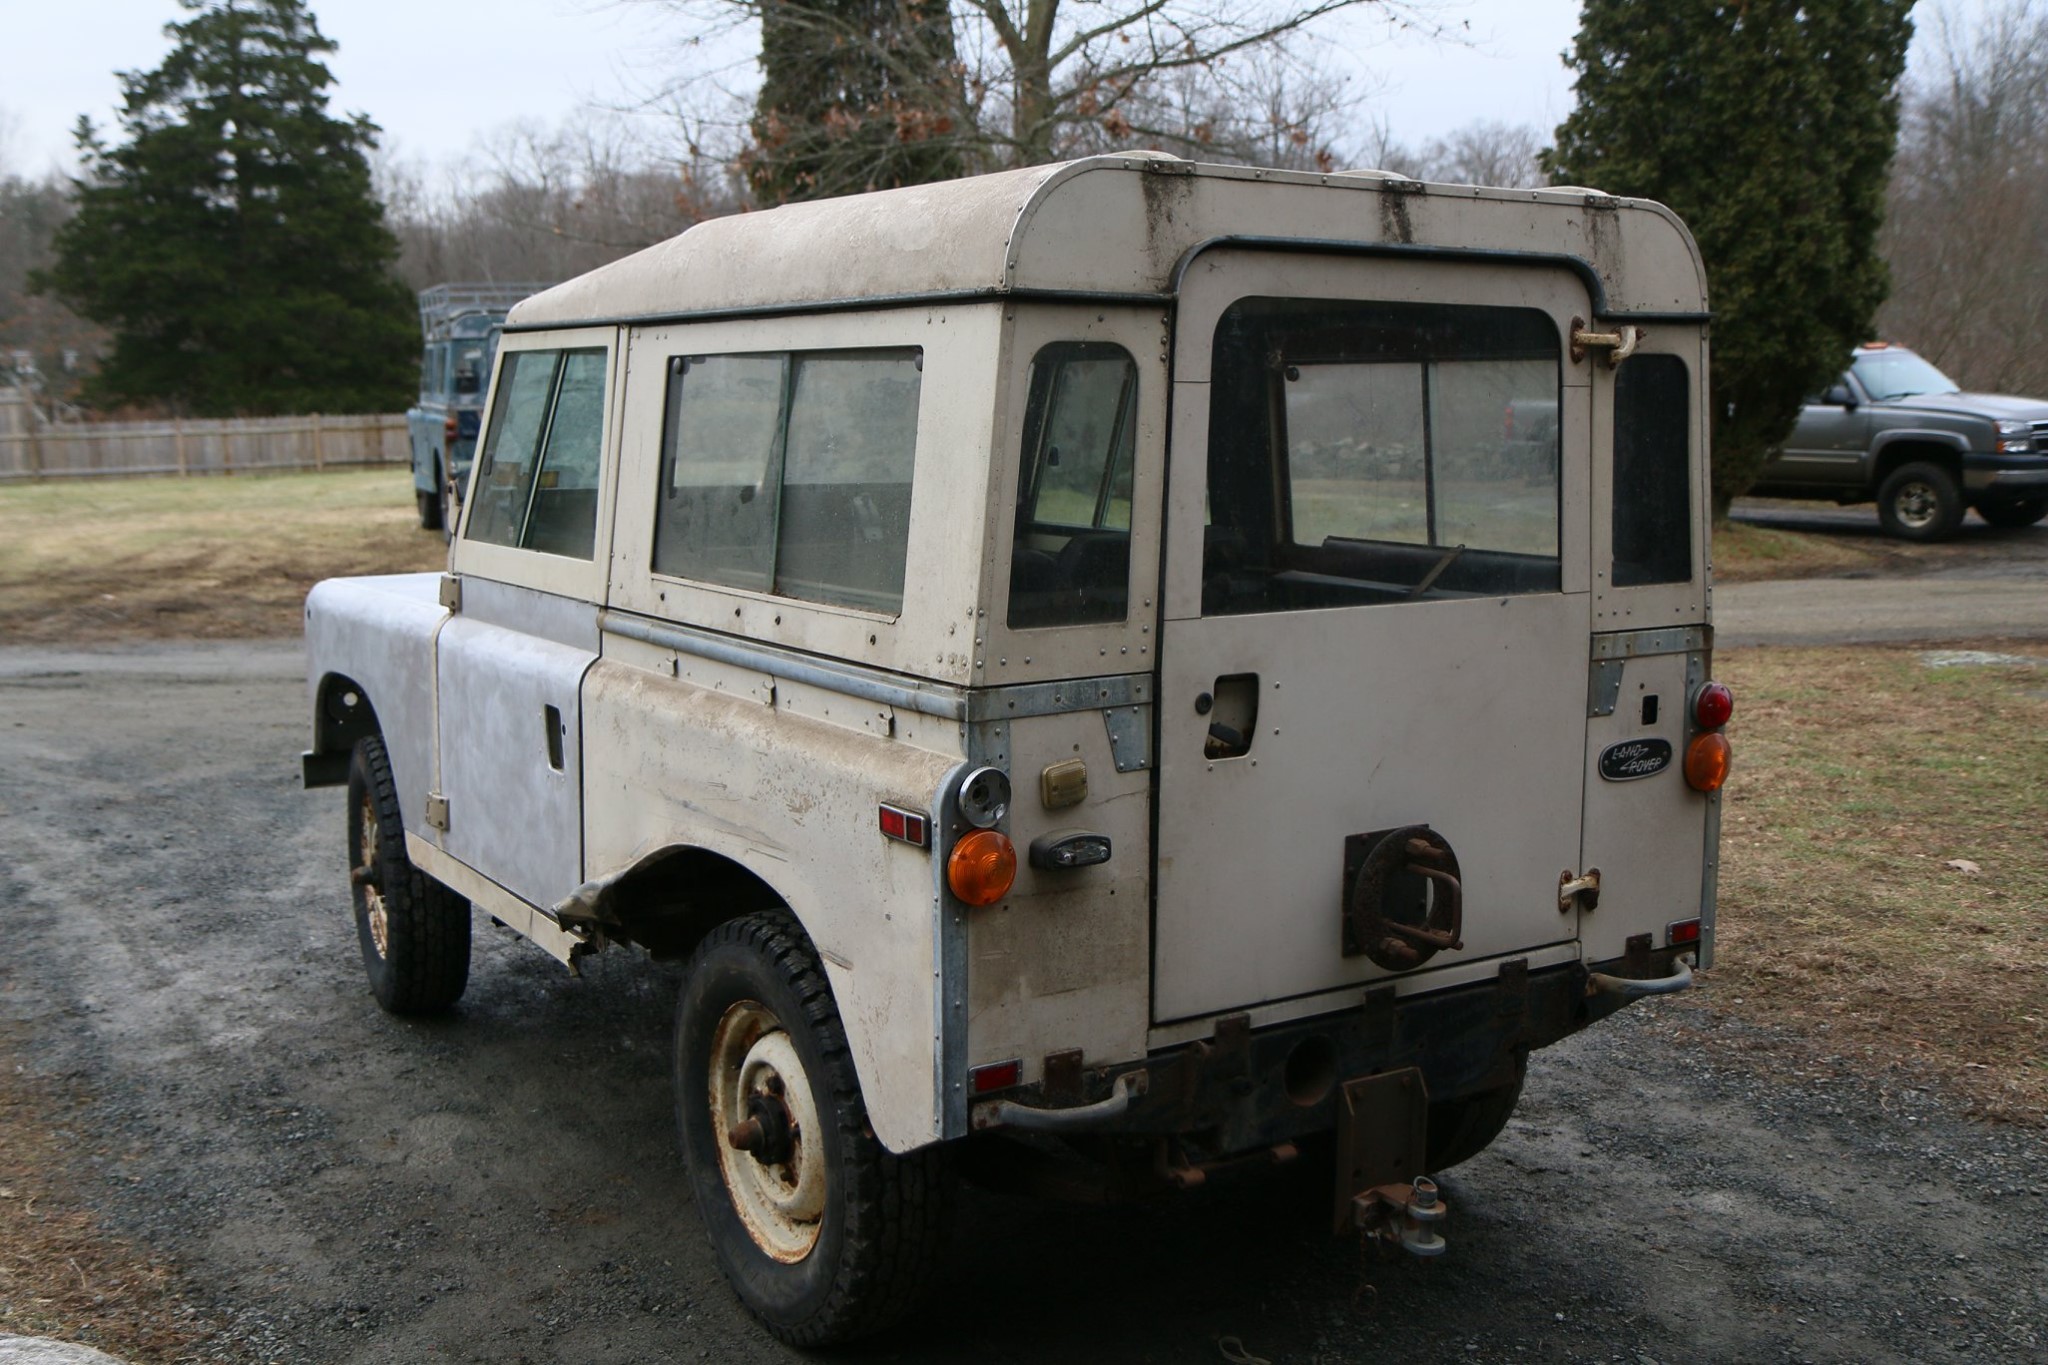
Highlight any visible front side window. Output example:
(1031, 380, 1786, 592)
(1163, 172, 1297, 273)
(1008, 343, 1138, 628)
(653, 347, 923, 614)
(465, 346, 608, 559)
(1203, 297, 1561, 615)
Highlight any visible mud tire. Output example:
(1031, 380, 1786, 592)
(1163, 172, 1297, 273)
(345, 735, 470, 1014)
(674, 912, 951, 1346)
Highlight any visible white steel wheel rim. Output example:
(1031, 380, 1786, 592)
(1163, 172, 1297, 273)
(708, 1000, 826, 1263)
(356, 792, 389, 957)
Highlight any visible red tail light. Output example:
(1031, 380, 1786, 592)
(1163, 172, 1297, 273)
(1693, 681, 1733, 729)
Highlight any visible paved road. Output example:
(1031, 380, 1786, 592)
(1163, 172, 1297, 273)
(1719, 500, 2048, 646)
(2, 641, 2043, 1364)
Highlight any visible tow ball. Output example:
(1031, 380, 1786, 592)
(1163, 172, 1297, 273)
(1353, 1176, 1448, 1258)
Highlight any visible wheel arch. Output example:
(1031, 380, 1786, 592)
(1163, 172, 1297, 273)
(304, 671, 382, 787)
(573, 842, 787, 961)
(1870, 433, 1965, 488)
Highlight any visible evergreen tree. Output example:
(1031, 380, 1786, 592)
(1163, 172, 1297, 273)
(744, 0, 968, 203)
(1546, 0, 1914, 512)
(41, 0, 416, 415)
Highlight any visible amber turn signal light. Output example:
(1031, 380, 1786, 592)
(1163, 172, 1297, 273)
(1684, 732, 1731, 792)
(947, 829, 1017, 907)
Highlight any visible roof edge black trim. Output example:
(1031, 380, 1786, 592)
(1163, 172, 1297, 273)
(505, 286, 1170, 334)
(1167, 235, 1712, 323)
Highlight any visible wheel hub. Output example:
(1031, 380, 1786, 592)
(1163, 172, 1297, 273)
(708, 1001, 826, 1262)
(356, 794, 389, 957)
(1896, 481, 1938, 528)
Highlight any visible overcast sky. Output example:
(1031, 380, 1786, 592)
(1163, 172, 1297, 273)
(0, 1, 1986, 181)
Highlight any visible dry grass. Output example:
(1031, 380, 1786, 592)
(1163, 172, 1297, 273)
(1711, 642, 2048, 1122)
(0, 470, 446, 642)
(1709, 519, 1887, 582)
(0, 1027, 224, 1360)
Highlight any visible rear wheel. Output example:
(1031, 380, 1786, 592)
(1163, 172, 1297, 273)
(674, 913, 951, 1345)
(1426, 1061, 1525, 1173)
(345, 735, 470, 1013)
(1976, 497, 2048, 529)
(1877, 461, 1964, 541)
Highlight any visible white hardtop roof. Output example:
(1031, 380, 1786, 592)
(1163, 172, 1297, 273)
(510, 156, 1707, 329)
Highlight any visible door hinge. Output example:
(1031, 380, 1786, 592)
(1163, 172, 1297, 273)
(438, 574, 463, 612)
(425, 792, 451, 831)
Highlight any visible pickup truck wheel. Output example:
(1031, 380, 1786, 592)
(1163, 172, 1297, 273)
(1877, 461, 1964, 540)
(1975, 497, 2048, 529)
(674, 913, 951, 1345)
(344, 736, 470, 1014)
(1426, 1062, 1525, 1173)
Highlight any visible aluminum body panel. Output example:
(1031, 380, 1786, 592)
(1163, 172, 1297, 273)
(303, 573, 447, 834)
(435, 615, 595, 907)
(965, 706, 1153, 1084)
(1578, 648, 1710, 964)
(579, 648, 961, 1154)
(458, 577, 601, 653)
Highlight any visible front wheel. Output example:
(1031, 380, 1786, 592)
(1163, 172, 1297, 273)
(1877, 461, 1964, 541)
(1976, 497, 2048, 530)
(674, 913, 951, 1345)
(345, 735, 470, 1013)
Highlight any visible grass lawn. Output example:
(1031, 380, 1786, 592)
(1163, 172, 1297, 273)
(0, 469, 447, 643)
(1712, 643, 2048, 1122)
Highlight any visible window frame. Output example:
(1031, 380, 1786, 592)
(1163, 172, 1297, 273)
(449, 325, 620, 603)
(650, 344, 926, 617)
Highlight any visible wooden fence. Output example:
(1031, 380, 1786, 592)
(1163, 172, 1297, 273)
(0, 412, 410, 481)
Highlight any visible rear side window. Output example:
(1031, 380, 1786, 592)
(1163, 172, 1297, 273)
(1612, 355, 1693, 587)
(1007, 343, 1138, 628)
(1203, 297, 1561, 615)
(466, 347, 608, 559)
(653, 348, 923, 614)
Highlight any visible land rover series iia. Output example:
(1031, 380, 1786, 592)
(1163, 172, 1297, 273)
(404, 282, 552, 535)
(305, 155, 1729, 1344)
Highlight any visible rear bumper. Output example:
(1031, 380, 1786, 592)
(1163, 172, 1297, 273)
(971, 947, 1693, 1154)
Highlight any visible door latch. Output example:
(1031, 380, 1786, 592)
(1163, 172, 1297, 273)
(1558, 867, 1601, 913)
(1569, 318, 1644, 367)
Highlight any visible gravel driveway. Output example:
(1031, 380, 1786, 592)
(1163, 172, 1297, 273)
(2, 641, 2042, 1364)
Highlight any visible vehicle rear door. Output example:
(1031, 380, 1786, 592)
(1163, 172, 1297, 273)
(1152, 250, 1594, 1024)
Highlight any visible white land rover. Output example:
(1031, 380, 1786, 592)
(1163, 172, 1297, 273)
(303, 154, 1730, 1345)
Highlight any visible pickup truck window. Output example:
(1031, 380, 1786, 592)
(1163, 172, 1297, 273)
(1203, 297, 1562, 613)
(653, 347, 923, 614)
(465, 346, 608, 559)
(1007, 342, 1137, 628)
(1612, 354, 1692, 587)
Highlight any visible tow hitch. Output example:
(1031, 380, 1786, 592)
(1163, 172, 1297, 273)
(1332, 1065, 1447, 1257)
(1353, 1176, 1448, 1257)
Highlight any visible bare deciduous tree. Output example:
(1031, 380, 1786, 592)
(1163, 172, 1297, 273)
(634, 0, 1449, 193)
(1878, 0, 2048, 395)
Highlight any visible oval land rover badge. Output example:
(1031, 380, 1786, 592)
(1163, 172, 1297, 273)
(1599, 737, 1673, 782)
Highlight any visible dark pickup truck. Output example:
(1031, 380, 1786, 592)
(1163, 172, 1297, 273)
(1752, 344, 2048, 540)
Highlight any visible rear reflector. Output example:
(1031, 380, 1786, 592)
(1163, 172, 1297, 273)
(1668, 918, 1702, 947)
(878, 804, 930, 848)
(970, 1059, 1023, 1094)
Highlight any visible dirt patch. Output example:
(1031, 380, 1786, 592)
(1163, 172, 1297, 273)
(0, 471, 445, 643)
(0, 1028, 224, 1362)
(1713, 641, 2048, 1123)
